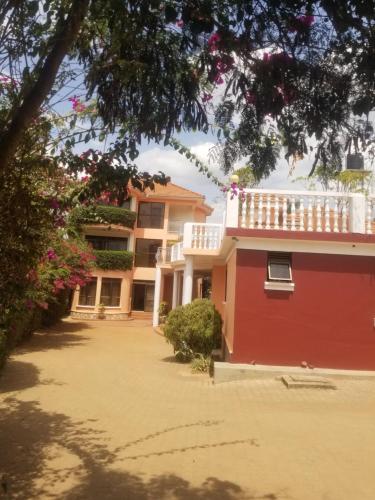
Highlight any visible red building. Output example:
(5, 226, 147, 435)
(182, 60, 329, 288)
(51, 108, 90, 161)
(155, 188, 375, 372)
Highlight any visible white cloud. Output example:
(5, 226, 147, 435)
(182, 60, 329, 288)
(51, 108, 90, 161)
(136, 142, 226, 222)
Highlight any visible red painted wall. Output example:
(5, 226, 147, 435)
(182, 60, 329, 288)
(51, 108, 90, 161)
(232, 249, 375, 370)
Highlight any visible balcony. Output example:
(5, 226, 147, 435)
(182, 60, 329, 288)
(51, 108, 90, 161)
(156, 223, 224, 266)
(226, 189, 375, 235)
(156, 189, 375, 269)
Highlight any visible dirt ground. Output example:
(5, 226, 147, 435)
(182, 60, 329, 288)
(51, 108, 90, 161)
(1, 318, 375, 500)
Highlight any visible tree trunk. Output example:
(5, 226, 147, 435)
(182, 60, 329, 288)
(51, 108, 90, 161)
(0, 0, 90, 171)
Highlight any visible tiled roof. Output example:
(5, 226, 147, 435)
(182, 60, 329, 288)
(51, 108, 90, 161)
(142, 182, 205, 199)
(131, 182, 213, 214)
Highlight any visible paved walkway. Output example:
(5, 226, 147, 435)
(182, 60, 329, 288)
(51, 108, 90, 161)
(1, 319, 375, 500)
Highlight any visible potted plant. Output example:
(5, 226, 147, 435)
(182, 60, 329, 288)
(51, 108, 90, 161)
(98, 303, 106, 320)
(158, 301, 169, 324)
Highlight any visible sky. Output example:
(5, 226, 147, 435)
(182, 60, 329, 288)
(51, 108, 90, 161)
(134, 131, 313, 223)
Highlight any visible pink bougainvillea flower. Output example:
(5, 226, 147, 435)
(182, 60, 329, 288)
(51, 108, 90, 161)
(263, 52, 270, 62)
(289, 14, 315, 32)
(176, 19, 184, 28)
(50, 198, 60, 210)
(245, 91, 256, 105)
(25, 299, 35, 310)
(47, 248, 57, 261)
(208, 32, 221, 52)
(299, 14, 314, 27)
(53, 278, 65, 290)
(214, 74, 224, 85)
(37, 301, 49, 310)
(202, 93, 213, 103)
(69, 96, 86, 113)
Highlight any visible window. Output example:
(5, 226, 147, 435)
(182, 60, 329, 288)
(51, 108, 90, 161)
(121, 197, 132, 209)
(267, 253, 292, 282)
(100, 278, 122, 307)
(86, 236, 128, 251)
(78, 278, 97, 306)
(135, 238, 162, 267)
(137, 202, 165, 229)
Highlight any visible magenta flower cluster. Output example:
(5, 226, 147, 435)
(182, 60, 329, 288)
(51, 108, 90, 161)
(68, 96, 86, 113)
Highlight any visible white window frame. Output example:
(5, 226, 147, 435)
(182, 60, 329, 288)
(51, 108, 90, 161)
(265, 253, 294, 292)
(267, 254, 292, 282)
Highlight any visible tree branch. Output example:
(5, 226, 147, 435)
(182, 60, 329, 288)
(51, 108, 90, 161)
(0, 0, 90, 171)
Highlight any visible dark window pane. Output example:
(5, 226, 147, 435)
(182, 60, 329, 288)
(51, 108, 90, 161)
(78, 278, 97, 306)
(137, 202, 165, 228)
(135, 239, 162, 267)
(86, 236, 128, 251)
(100, 278, 122, 306)
(121, 197, 132, 209)
(268, 254, 292, 281)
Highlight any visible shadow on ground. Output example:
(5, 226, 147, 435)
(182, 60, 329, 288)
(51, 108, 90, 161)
(15, 322, 91, 354)
(0, 398, 285, 500)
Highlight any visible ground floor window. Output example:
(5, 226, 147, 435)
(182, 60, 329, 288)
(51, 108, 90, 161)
(132, 281, 154, 312)
(100, 278, 122, 307)
(78, 278, 97, 306)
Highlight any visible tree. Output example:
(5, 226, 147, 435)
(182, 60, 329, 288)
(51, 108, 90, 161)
(0, 1, 374, 179)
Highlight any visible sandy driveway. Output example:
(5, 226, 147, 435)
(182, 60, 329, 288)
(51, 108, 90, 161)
(1, 318, 375, 500)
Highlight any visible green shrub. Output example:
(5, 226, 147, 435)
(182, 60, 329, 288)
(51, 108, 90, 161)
(164, 299, 222, 361)
(0, 330, 7, 370)
(94, 250, 133, 270)
(69, 205, 136, 229)
(191, 354, 211, 373)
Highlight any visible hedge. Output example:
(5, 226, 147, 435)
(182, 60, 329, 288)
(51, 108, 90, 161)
(69, 205, 136, 229)
(0, 291, 71, 371)
(94, 250, 133, 270)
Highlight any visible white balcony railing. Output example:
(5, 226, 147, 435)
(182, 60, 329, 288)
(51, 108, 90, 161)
(183, 223, 224, 250)
(226, 189, 373, 234)
(157, 223, 224, 266)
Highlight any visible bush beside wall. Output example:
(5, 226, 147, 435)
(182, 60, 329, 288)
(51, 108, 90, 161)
(164, 299, 222, 361)
(69, 205, 136, 229)
(94, 250, 133, 270)
(0, 291, 71, 372)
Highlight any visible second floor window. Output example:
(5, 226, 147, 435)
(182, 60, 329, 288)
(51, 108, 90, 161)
(135, 238, 162, 267)
(137, 202, 165, 229)
(86, 236, 128, 251)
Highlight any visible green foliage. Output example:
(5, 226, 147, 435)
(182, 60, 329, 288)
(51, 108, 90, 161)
(294, 166, 372, 193)
(164, 299, 222, 361)
(94, 250, 133, 270)
(159, 301, 169, 316)
(233, 166, 259, 188)
(0, 330, 7, 370)
(69, 205, 136, 229)
(191, 354, 211, 374)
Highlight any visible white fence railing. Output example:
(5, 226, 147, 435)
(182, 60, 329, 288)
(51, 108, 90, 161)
(183, 223, 224, 249)
(171, 241, 184, 262)
(226, 189, 372, 234)
(367, 196, 375, 234)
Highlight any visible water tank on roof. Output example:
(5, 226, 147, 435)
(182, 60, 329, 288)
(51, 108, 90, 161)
(346, 153, 364, 170)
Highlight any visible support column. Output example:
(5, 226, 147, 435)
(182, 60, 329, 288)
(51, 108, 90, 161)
(182, 256, 194, 305)
(153, 266, 162, 327)
(349, 193, 366, 234)
(172, 270, 179, 309)
(94, 276, 102, 312)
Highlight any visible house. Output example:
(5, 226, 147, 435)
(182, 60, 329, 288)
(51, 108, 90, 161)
(70, 183, 213, 320)
(154, 186, 375, 372)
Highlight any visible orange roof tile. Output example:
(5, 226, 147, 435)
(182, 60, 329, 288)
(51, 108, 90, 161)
(131, 182, 213, 214)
